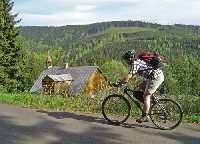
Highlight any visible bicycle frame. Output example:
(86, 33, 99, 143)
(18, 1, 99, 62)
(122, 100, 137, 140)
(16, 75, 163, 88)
(123, 86, 144, 111)
(122, 86, 159, 111)
(102, 84, 183, 129)
(123, 87, 170, 124)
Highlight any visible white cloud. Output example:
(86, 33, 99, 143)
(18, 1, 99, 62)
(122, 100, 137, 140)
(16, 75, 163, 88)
(14, 0, 200, 26)
(53, 0, 143, 4)
(117, 0, 200, 25)
(75, 5, 96, 12)
(18, 11, 102, 26)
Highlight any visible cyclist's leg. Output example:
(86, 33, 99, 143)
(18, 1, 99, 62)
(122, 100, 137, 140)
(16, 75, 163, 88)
(134, 80, 146, 102)
(136, 75, 164, 123)
(137, 80, 146, 91)
(136, 81, 151, 123)
(145, 71, 164, 111)
(143, 89, 151, 117)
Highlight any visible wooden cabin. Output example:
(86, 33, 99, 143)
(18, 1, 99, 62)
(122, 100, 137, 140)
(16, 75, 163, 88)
(42, 74, 73, 95)
(85, 69, 110, 95)
(30, 66, 111, 96)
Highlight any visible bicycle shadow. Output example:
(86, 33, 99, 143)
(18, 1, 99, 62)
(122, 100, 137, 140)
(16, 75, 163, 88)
(36, 110, 157, 130)
(121, 122, 158, 129)
(37, 110, 107, 124)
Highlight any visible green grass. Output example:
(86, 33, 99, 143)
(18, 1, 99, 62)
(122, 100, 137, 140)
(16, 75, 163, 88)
(186, 114, 200, 123)
(0, 92, 103, 114)
(0, 91, 199, 123)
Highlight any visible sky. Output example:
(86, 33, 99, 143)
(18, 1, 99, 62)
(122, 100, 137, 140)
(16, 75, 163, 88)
(12, 0, 200, 26)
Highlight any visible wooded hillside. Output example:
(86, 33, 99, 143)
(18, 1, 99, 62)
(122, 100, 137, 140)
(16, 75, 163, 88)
(19, 21, 200, 95)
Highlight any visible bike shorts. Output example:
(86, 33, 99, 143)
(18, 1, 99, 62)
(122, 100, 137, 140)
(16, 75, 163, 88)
(140, 70, 164, 95)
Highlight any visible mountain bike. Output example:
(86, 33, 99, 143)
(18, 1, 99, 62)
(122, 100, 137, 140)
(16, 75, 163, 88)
(101, 83, 183, 130)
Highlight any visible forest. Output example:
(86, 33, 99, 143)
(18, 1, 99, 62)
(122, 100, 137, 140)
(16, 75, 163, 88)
(18, 21, 200, 96)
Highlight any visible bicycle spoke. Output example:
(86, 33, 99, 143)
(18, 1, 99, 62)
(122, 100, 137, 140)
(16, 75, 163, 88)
(150, 99, 183, 130)
(102, 95, 131, 125)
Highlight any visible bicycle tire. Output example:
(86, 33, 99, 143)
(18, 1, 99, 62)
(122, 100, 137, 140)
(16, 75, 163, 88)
(102, 94, 131, 125)
(150, 98, 183, 130)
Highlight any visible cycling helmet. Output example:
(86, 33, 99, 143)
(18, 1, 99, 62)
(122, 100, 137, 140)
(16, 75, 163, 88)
(122, 50, 136, 65)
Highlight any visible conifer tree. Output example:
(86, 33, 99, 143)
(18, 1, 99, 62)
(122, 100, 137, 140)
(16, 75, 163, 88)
(0, 0, 29, 91)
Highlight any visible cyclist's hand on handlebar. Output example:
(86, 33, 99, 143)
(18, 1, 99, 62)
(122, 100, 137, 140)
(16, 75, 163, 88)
(112, 80, 127, 88)
(112, 82, 120, 87)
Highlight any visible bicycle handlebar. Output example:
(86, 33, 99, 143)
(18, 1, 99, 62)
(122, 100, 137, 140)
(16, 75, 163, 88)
(111, 81, 128, 88)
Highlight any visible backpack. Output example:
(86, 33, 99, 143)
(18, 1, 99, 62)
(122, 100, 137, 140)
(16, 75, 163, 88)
(137, 52, 162, 69)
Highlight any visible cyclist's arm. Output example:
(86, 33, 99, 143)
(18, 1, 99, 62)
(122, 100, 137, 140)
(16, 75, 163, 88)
(121, 73, 135, 83)
(120, 59, 139, 83)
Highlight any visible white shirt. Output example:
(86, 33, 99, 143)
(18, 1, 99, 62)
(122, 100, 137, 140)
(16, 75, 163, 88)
(129, 59, 163, 80)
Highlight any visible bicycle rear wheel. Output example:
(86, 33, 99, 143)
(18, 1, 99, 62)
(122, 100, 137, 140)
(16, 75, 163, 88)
(150, 98, 183, 130)
(102, 94, 131, 125)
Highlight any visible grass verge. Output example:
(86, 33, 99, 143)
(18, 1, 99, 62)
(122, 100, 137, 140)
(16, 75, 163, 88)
(0, 92, 104, 114)
(0, 91, 199, 123)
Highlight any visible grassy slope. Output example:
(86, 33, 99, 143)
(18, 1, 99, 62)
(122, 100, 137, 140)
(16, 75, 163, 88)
(0, 91, 199, 123)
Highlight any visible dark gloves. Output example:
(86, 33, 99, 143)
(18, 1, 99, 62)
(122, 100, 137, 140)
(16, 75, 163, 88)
(112, 80, 127, 87)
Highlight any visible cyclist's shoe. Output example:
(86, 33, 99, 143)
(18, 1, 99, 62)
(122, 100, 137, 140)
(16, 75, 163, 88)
(136, 115, 150, 123)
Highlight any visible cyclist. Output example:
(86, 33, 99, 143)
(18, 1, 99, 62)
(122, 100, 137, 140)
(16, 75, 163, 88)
(117, 50, 164, 123)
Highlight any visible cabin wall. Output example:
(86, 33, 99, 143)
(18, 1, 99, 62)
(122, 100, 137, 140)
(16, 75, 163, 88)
(42, 77, 71, 95)
(42, 77, 54, 95)
(54, 81, 71, 95)
(85, 70, 110, 95)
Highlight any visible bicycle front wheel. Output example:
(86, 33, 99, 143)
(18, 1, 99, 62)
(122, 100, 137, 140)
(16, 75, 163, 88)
(102, 94, 131, 125)
(150, 98, 183, 130)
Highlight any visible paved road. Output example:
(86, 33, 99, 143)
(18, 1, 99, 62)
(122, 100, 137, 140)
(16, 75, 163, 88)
(0, 103, 199, 144)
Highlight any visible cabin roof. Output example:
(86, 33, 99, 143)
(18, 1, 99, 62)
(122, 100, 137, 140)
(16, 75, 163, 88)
(30, 66, 99, 94)
(46, 74, 73, 81)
